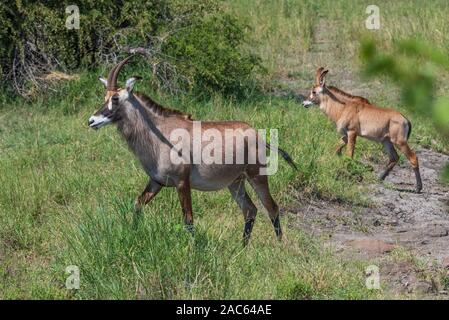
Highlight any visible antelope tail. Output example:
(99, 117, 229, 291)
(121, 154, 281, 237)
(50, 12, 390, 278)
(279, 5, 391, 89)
(265, 143, 297, 170)
(401, 113, 412, 141)
(407, 119, 412, 141)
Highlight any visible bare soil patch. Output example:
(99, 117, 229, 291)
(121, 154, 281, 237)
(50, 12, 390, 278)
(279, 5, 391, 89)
(287, 148, 449, 297)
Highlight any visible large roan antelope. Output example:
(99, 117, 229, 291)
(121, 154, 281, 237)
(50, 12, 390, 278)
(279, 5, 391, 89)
(88, 55, 297, 245)
(302, 68, 422, 193)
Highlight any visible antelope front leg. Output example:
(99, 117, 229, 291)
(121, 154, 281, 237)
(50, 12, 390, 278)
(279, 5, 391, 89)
(176, 179, 194, 233)
(336, 135, 348, 156)
(135, 179, 163, 212)
(346, 130, 357, 158)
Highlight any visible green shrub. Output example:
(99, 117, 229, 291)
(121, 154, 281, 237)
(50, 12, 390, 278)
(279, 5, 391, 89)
(0, 0, 260, 98)
(164, 13, 262, 97)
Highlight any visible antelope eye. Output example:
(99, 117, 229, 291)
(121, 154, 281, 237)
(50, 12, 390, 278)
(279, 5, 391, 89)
(312, 90, 316, 94)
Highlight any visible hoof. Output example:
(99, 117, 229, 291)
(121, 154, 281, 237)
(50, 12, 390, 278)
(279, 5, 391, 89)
(276, 233, 283, 242)
(185, 224, 195, 234)
(379, 172, 389, 181)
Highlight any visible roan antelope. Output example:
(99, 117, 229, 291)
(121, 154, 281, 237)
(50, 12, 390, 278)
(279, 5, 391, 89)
(302, 68, 422, 193)
(88, 55, 297, 245)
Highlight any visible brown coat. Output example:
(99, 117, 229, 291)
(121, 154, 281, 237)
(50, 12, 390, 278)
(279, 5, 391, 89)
(88, 56, 296, 245)
(302, 68, 422, 193)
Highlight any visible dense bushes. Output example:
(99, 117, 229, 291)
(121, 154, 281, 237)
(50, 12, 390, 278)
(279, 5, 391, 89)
(0, 0, 261, 97)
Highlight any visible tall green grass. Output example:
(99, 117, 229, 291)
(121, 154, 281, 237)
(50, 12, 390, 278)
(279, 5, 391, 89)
(321, 0, 449, 55)
(60, 196, 374, 299)
(228, 0, 315, 86)
(0, 68, 379, 298)
(1, 0, 449, 299)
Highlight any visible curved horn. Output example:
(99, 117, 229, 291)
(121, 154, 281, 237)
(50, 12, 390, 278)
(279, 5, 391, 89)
(106, 55, 135, 90)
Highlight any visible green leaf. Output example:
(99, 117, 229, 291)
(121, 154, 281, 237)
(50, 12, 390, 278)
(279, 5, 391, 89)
(433, 97, 449, 135)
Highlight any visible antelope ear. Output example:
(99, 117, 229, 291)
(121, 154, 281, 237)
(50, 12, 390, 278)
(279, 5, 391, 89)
(125, 76, 142, 92)
(99, 76, 108, 88)
(315, 67, 324, 85)
(319, 70, 329, 86)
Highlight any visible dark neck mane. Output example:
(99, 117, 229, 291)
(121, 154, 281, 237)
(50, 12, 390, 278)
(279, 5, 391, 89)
(327, 86, 370, 104)
(134, 92, 192, 120)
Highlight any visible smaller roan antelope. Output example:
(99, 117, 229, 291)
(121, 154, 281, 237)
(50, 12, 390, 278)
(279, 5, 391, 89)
(88, 55, 297, 246)
(302, 68, 422, 193)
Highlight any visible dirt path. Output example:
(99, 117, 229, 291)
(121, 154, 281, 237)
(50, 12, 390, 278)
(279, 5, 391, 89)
(289, 148, 449, 296)
(282, 19, 449, 297)
(292, 148, 449, 262)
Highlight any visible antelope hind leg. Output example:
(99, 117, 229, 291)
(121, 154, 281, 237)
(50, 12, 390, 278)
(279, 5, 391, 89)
(379, 141, 399, 181)
(398, 142, 422, 193)
(414, 167, 423, 193)
(228, 178, 258, 247)
(247, 175, 282, 241)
